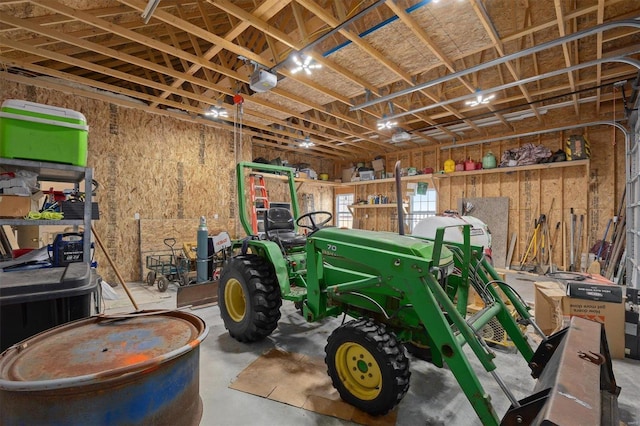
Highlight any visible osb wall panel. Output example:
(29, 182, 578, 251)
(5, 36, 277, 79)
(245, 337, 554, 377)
(1, 79, 251, 283)
(336, 125, 625, 270)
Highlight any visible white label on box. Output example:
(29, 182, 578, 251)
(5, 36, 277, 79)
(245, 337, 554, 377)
(626, 322, 638, 336)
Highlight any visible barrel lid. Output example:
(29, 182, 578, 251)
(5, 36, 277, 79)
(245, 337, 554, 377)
(0, 310, 207, 385)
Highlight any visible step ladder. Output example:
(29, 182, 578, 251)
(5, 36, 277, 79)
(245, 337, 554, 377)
(249, 174, 269, 234)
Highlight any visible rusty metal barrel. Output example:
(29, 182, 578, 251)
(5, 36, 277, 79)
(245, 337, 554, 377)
(0, 310, 208, 425)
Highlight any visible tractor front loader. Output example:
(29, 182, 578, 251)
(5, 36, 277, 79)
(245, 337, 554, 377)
(218, 161, 620, 425)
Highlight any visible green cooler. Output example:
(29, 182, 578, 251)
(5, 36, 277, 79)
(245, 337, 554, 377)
(0, 100, 88, 166)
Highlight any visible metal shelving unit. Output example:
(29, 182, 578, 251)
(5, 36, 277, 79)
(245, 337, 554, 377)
(0, 158, 94, 262)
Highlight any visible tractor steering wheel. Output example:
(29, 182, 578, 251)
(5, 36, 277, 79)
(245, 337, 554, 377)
(296, 211, 333, 232)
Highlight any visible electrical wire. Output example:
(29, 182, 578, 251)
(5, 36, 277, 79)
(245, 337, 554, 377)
(25, 210, 64, 220)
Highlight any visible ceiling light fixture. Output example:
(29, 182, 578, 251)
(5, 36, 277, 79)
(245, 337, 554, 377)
(205, 106, 228, 118)
(391, 130, 411, 143)
(377, 119, 397, 130)
(298, 135, 315, 148)
(290, 53, 322, 75)
(464, 89, 496, 107)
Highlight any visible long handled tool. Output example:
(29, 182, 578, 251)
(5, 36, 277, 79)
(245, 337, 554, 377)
(569, 208, 576, 271)
(520, 214, 545, 269)
(92, 225, 140, 311)
(575, 214, 584, 271)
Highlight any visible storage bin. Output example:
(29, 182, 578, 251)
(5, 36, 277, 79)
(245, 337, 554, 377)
(0, 262, 98, 351)
(61, 199, 100, 220)
(0, 100, 88, 166)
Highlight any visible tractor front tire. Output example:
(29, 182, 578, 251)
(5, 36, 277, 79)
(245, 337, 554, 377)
(218, 255, 281, 342)
(325, 318, 411, 416)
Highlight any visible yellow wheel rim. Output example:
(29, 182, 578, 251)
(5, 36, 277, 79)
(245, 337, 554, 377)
(224, 279, 246, 322)
(335, 342, 382, 400)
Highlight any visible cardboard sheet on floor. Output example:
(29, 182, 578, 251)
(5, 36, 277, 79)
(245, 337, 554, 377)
(229, 348, 397, 425)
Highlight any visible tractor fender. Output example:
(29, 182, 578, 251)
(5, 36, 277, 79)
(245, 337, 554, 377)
(232, 238, 292, 295)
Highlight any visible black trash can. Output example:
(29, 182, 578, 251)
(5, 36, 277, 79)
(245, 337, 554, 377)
(0, 262, 99, 352)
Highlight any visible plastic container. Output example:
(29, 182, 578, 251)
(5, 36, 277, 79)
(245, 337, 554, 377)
(444, 158, 455, 173)
(0, 310, 208, 426)
(482, 151, 497, 169)
(0, 262, 98, 351)
(464, 158, 476, 171)
(0, 100, 88, 166)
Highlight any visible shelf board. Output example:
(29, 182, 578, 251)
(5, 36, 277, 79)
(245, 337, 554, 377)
(0, 158, 88, 182)
(348, 203, 406, 209)
(0, 219, 85, 226)
(342, 160, 588, 185)
(260, 172, 341, 186)
(345, 174, 434, 186)
(433, 159, 589, 178)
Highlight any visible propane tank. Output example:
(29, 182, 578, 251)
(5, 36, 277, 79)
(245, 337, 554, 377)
(444, 158, 455, 173)
(482, 151, 497, 169)
(197, 216, 208, 283)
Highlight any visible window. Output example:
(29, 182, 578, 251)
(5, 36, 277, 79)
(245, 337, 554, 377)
(408, 189, 437, 232)
(335, 193, 354, 228)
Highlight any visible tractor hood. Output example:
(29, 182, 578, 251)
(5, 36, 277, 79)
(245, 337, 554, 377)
(311, 227, 454, 266)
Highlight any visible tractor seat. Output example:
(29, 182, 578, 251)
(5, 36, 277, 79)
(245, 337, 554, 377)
(264, 207, 307, 248)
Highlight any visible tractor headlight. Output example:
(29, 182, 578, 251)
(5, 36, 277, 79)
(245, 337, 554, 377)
(432, 261, 454, 285)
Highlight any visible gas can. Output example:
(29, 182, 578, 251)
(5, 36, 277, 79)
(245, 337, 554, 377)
(444, 158, 455, 173)
(482, 151, 497, 169)
(464, 158, 476, 171)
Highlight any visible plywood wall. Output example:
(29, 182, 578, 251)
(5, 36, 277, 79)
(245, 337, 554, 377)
(337, 127, 626, 270)
(1, 79, 251, 283)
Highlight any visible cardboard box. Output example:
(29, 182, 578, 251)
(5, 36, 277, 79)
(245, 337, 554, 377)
(567, 280, 623, 303)
(0, 194, 39, 218)
(534, 280, 625, 358)
(534, 281, 566, 335)
(562, 297, 624, 359)
(372, 159, 385, 172)
(341, 167, 355, 183)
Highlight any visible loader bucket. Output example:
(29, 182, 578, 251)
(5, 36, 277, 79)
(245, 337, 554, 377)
(502, 316, 620, 425)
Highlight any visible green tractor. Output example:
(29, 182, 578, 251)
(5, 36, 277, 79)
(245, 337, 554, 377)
(219, 161, 620, 425)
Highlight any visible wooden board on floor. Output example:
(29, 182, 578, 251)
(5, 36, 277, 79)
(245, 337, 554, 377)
(230, 348, 397, 425)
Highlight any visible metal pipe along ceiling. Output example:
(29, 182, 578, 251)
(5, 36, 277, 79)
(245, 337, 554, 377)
(437, 120, 630, 150)
(351, 19, 640, 111)
(382, 56, 640, 121)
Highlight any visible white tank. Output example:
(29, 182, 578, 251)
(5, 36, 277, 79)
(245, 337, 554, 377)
(411, 214, 492, 261)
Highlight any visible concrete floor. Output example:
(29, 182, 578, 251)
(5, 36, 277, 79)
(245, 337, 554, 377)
(104, 272, 640, 426)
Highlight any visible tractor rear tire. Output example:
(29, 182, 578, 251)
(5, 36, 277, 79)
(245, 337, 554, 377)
(218, 255, 281, 343)
(325, 318, 411, 416)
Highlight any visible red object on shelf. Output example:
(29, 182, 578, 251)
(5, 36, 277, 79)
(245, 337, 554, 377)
(464, 159, 476, 171)
(13, 248, 34, 258)
(45, 188, 66, 202)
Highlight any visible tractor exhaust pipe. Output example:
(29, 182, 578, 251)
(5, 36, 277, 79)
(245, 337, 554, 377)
(395, 161, 405, 235)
